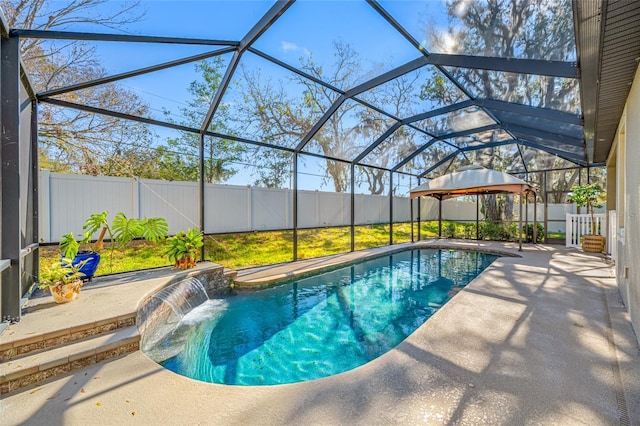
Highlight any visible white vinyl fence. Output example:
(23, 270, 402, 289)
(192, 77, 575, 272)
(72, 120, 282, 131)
(40, 172, 471, 243)
(565, 213, 607, 248)
(39, 172, 576, 244)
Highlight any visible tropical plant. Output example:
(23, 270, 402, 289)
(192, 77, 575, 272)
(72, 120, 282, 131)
(60, 211, 168, 273)
(567, 183, 604, 235)
(37, 258, 85, 290)
(165, 228, 204, 270)
(525, 223, 545, 243)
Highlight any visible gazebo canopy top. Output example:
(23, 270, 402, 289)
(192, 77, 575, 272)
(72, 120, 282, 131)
(409, 166, 535, 200)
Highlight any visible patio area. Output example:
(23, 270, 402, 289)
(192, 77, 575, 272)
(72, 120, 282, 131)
(1, 241, 638, 425)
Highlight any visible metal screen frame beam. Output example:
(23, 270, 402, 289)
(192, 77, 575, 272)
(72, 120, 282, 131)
(504, 123, 584, 147)
(515, 139, 586, 166)
(11, 29, 239, 46)
(458, 139, 516, 152)
(295, 95, 345, 152)
(38, 46, 236, 99)
(353, 122, 401, 163)
(391, 138, 438, 172)
(344, 56, 429, 98)
(426, 53, 578, 78)
(200, 0, 293, 134)
(438, 123, 501, 141)
(403, 99, 475, 126)
(420, 152, 458, 178)
(475, 98, 583, 125)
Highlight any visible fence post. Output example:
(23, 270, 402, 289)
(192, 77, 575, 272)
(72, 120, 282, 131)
(247, 185, 252, 231)
(132, 177, 140, 219)
(316, 190, 320, 227)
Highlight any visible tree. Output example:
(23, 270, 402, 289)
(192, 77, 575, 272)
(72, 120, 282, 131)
(235, 41, 422, 193)
(567, 183, 604, 235)
(420, 0, 578, 220)
(158, 57, 245, 183)
(3, 0, 161, 177)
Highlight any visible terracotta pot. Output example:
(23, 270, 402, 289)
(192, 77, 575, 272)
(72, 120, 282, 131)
(49, 279, 83, 303)
(582, 235, 605, 253)
(175, 254, 197, 270)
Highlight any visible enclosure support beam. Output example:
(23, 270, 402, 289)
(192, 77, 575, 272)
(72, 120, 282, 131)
(543, 173, 549, 243)
(389, 172, 393, 246)
(476, 194, 480, 240)
(417, 178, 421, 241)
(410, 198, 414, 243)
(1, 35, 22, 322)
(533, 193, 538, 244)
(293, 153, 298, 261)
(30, 100, 39, 284)
(438, 197, 442, 238)
(38, 47, 236, 99)
(350, 163, 355, 252)
(525, 194, 529, 244)
(518, 192, 523, 252)
(198, 134, 205, 262)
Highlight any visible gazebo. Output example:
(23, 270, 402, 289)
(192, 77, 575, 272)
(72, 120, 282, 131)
(409, 166, 536, 251)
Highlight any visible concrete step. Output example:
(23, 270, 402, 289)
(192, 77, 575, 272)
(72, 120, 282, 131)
(0, 326, 140, 395)
(0, 312, 136, 362)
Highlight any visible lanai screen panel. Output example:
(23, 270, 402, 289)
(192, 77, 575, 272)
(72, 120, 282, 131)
(304, 99, 397, 162)
(413, 106, 495, 136)
(356, 65, 467, 119)
(207, 51, 341, 149)
(449, 68, 582, 115)
(396, 139, 458, 176)
(378, 0, 577, 60)
(359, 125, 421, 169)
(252, 0, 419, 90)
(521, 146, 580, 172)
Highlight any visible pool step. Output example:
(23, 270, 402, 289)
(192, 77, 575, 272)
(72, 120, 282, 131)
(0, 326, 140, 395)
(0, 312, 136, 362)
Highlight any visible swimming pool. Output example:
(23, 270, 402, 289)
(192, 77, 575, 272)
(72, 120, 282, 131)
(156, 249, 498, 385)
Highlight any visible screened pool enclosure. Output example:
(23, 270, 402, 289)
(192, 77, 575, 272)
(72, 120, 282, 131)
(2, 0, 636, 324)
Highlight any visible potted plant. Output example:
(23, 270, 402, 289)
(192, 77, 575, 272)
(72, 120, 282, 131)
(165, 228, 204, 270)
(567, 183, 605, 252)
(60, 211, 168, 278)
(37, 259, 86, 303)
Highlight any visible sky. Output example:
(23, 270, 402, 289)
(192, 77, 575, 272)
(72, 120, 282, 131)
(50, 0, 452, 117)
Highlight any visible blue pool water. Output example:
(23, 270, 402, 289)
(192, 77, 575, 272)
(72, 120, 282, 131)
(160, 249, 498, 385)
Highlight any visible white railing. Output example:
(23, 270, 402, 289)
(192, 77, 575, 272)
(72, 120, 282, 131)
(566, 213, 606, 248)
(608, 210, 617, 262)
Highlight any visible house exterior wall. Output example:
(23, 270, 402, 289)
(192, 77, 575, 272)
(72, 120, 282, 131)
(612, 65, 640, 345)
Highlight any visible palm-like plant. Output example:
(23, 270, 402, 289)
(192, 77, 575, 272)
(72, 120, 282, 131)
(60, 211, 168, 273)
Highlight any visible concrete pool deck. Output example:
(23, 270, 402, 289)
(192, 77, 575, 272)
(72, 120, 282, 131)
(1, 240, 639, 425)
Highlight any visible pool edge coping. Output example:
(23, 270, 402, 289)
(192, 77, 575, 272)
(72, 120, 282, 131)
(233, 239, 522, 289)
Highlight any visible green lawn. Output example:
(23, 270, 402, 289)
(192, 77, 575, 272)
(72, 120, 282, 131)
(39, 221, 556, 276)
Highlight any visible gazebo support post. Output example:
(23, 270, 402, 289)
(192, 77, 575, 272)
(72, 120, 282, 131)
(518, 190, 523, 251)
(438, 196, 442, 238)
(476, 193, 480, 240)
(525, 193, 529, 243)
(533, 192, 538, 244)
